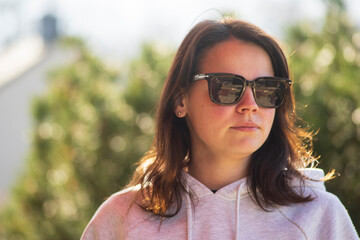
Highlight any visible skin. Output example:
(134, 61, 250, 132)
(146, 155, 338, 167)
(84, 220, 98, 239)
(175, 38, 276, 190)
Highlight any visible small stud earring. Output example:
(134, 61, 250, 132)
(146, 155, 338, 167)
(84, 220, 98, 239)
(177, 112, 181, 116)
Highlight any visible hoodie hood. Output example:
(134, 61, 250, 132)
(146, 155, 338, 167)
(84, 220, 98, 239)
(182, 168, 327, 240)
(183, 168, 326, 200)
(183, 171, 249, 201)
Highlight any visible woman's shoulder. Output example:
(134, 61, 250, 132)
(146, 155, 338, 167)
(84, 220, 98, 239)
(280, 168, 359, 239)
(289, 168, 348, 214)
(280, 191, 358, 239)
(94, 185, 140, 215)
(81, 185, 147, 240)
(108, 185, 140, 205)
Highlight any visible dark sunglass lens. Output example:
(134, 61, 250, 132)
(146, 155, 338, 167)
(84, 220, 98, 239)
(210, 77, 244, 104)
(255, 79, 287, 108)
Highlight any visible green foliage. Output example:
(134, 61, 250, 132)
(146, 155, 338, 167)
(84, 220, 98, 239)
(124, 43, 173, 113)
(0, 39, 173, 239)
(286, 3, 360, 231)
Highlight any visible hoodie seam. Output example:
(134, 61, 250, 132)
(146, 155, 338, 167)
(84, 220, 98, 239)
(127, 214, 159, 235)
(276, 206, 308, 240)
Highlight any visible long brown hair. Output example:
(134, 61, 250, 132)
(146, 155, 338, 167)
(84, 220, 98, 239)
(129, 18, 330, 216)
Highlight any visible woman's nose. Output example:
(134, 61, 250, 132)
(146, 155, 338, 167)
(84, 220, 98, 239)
(236, 87, 259, 113)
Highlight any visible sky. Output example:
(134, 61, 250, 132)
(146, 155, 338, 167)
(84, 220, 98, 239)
(1, 0, 359, 62)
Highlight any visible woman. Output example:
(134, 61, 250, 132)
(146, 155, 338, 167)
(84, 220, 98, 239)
(81, 18, 358, 239)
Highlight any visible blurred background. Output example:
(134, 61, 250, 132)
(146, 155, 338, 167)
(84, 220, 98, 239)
(0, 0, 359, 239)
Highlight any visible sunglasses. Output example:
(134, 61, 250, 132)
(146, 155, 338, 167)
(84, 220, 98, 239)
(192, 73, 292, 108)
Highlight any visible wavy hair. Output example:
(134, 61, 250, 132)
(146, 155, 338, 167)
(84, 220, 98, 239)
(129, 18, 331, 216)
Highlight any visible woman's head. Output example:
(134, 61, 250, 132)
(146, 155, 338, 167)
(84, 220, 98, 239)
(159, 19, 295, 163)
(132, 18, 315, 216)
(175, 38, 278, 172)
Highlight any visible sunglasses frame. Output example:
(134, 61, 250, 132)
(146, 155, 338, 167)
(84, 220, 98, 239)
(192, 73, 293, 108)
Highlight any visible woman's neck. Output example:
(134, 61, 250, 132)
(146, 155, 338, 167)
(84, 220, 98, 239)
(187, 153, 250, 190)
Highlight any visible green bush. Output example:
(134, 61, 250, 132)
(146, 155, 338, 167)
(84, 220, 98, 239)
(0, 38, 173, 240)
(286, 3, 360, 231)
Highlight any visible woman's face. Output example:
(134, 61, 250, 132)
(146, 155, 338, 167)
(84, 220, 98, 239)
(179, 38, 276, 161)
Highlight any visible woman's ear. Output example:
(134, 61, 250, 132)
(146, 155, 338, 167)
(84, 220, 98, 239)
(174, 90, 187, 118)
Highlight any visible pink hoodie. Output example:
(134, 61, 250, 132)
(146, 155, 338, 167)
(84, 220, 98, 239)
(81, 168, 358, 240)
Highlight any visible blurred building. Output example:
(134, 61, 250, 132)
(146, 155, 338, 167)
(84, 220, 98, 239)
(0, 13, 76, 207)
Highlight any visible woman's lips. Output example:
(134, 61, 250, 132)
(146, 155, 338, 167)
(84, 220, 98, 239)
(230, 123, 260, 132)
